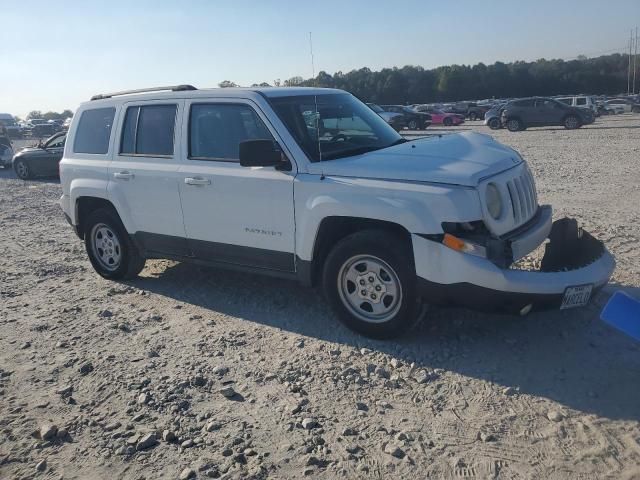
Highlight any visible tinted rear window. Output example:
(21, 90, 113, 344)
(73, 107, 115, 154)
(120, 105, 176, 156)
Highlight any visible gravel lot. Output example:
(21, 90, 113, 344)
(1, 115, 639, 480)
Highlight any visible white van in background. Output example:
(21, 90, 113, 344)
(555, 96, 597, 115)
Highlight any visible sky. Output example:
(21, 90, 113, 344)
(1, 0, 639, 117)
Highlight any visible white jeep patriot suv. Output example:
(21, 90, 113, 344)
(59, 85, 615, 338)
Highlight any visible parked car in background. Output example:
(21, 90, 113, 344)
(381, 105, 431, 130)
(605, 98, 640, 113)
(62, 117, 73, 131)
(414, 106, 464, 126)
(29, 119, 57, 137)
(484, 104, 506, 129)
(367, 103, 407, 131)
(465, 103, 491, 121)
(555, 96, 598, 115)
(0, 126, 14, 168)
(12, 132, 66, 179)
(0, 113, 23, 138)
(501, 97, 593, 132)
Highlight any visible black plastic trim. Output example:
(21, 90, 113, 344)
(132, 231, 295, 273)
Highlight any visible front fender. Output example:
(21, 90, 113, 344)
(294, 174, 483, 261)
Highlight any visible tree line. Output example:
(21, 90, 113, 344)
(220, 53, 632, 104)
(24, 110, 74, 121)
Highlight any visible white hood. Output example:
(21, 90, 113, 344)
(308, 132, 523, 187)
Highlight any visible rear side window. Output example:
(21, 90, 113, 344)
(73, 107, 115, 154)
(120, 105, 177, 156)
(189, 104, 272, 161)
(576, 97, 587, 105)
(512, 99, 534, 107)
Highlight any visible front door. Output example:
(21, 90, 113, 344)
(40, 133, 66, 175)
(178, 99, 296, 272)
(108, 100, 189, 256)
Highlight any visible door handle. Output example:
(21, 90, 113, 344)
(114, 171, 133, 180)
(184, 177, 211, 186)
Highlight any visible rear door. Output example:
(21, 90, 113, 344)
(177, 98, 296, 271)
(108, 100, 189, 256)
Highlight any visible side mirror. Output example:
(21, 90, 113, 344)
(239, 139, 287, 168)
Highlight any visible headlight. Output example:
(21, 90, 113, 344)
(485, 183, 502, 219)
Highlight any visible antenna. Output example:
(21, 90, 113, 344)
(629, 30, 633, 95)
(633, 27, 638, 94)
(309, 32, 316, 83)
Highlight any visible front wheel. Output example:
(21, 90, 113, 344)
(84, 208, 146, 280)
(563, 115, 580, 130)
(443, 117, 453, 126)
(14, 159, 32, 179)
(469, 112, 478, 121)
(407, 119, 418, 130)
(322, 230, 419, 338)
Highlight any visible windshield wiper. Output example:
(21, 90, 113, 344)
(320, 145, 383, 161)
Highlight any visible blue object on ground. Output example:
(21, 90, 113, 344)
(600, 291, 640, 341)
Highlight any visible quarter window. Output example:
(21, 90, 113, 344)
(189, 104, 273, 161)
(73, 107, 115, 154)
(120, 105, 177, 156)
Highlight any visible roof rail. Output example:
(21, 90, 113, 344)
(90, 84, 197, 101)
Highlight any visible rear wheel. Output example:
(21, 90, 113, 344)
(84, 208, 145, 280)
(408, 119, 418, 130)
(469, 112, 478, 121)
(322, 230, 419, 338)
(506, 118, 523, 132)
(443, 117, 453, 126)
(563, 115, 580, 130)
(14, 159, 32, 179)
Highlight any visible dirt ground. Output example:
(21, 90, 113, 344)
(1, 115, 639, 480)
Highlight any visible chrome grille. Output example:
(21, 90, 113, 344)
(506, 169, 537, 224)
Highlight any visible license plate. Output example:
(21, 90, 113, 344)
(560, 285, 593, 309)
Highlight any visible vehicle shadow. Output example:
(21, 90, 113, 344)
(125, 261, 640, 422)
(0, 168, 60, 184)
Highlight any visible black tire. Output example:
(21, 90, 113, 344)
(488, 117, 501, 130)
(469, 112, 478, 121)
(14, 159, 32, 179)
(84, 208, 145, 280)
(408, 119, 418, 130)
(443, 117, 453, 126)
(506, 118, 523, 132)
(563, 115, 580, 130)
(322, 230, 419, 339)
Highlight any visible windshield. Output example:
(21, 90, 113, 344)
(270, 93, 403, 162)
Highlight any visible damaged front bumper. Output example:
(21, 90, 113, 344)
(412, 217, 615, 314)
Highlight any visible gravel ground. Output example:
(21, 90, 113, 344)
(1, 115, 639, 480)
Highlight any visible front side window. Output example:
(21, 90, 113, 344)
(270, 93, 403, 162)
(189, 104, 273, 161)
(576, 97, 587, 105)
(73, 107, 115, 154)
(120, 104, 176, 156)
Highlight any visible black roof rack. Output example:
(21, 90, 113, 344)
(90, 84, 197, 101)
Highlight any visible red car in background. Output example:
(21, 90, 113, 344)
(413, 106, 465, 126)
